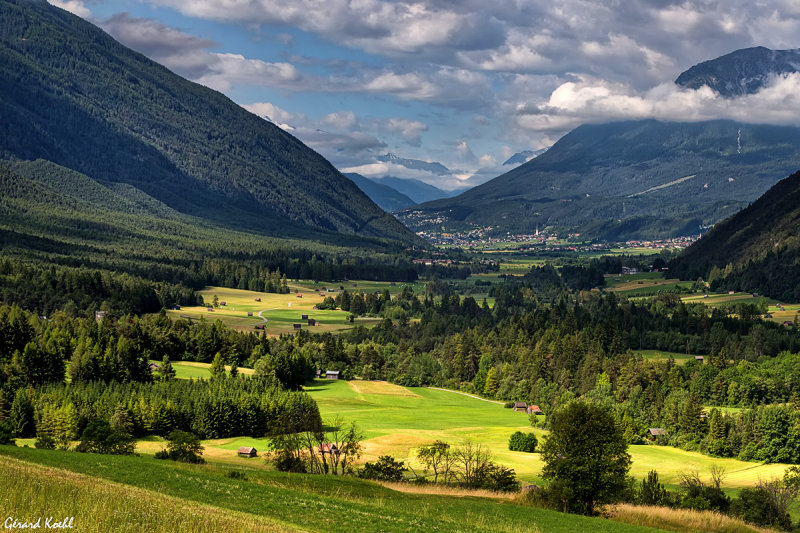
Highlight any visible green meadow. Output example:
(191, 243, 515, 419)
(303, 380, 791, 489)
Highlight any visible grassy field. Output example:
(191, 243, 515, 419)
(149, 360, 255, 380)
(304, 380, 792, 490)
(634, 350, 697, 366)
(0, 446, 661, 533)
(166, 286, 385, 333)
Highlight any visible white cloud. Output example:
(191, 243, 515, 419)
(48, 0, 91, 18)
(515, 73, 800, 133)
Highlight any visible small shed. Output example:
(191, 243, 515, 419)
(512, 401, 528, 412)
(647, 428, 666, 440)
(293, 323, 302, 330)
(784, 321, 794, 327)
(694, 355, 705, 363)
(172, 305, 181, 310)
(207, 307, 214, 312)
(237, 446, 257, 458)
(728, 291, 735, 295)
(95, 310, 108, 322)
(527, 405, 543, 415)
(220, 301, 226, 306)
(297, 294, 303, 298)
(148, 362, 160, 371)
(765, 313, 773, 318)
(254, 297, 261, 302)
(247, 311, 253, 317)
(325, 370, 340, 380)
(318, 443, 340, 456)
(301, 314, 309, 320)
(315, 369, 322, 378)
(308, 319, 317, 326)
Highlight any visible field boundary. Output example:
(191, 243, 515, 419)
(425, 387, 505, 404)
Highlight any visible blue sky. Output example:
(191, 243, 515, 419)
(51, 0, 800, 189)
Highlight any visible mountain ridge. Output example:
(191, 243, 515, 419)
(0, 0, 417, 245)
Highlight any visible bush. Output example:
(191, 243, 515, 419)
(34, 434, 56, 450)
(638, 470, 669, 506)
(508, 431, 538, 453)
(156, 430, 205, 464)
(226, 470, 247, 480)
(358, 455, 406, 482)
(503, 401, 515, 409)
(0, 421, 15, 446)
(479, 464, 521, 492)
(75, 418, 135, 455)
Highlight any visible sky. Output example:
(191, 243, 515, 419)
(50, 0, 800, 190)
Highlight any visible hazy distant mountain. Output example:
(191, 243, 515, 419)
(344, 173, 417, 212)
(503, 148, 548, 166)
(372, 177, 456, 204)
(670, 169, 800, 300)
(377, 153, 450, 176)
(675, 46, 800, 97)
(399, 119, 800, 240)
(0, 0, 416, 244)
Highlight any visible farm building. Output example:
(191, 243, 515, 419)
(301, 314, 308, 320)
(237, 446, 257, 458)
(315, 369, 322, 378)
(647, 428, 666, 440)
(220, 301, 226, 306)
(512, 402, 527, 412)
(247, 312, 253, 317)
(318, 443, 340, 456)
(785, 321, 794, 327)
(148, 363, 160, 371)
(171, 305, 181, 310)
(297, 294, 303, 298)
(325, 370, 340, 380)
(694, 356, 705, 363)
(207, 307, 214, 312)
(94, 310, 107, 322)
(254, 297, 261, 302)
(293, 323, 302, 330)
(308, 319, 317, 326)
(527, 405, 543, 415)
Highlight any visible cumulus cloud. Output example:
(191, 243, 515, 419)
(514, 73, 800, 132)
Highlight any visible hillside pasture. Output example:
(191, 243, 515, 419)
(0, 447, 660, 533)
(166, 286, 382, 333)
(305, 380, 794, 490)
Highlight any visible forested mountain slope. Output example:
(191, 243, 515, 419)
(670, 169, 800, 300)
(0, 0, 416, 243)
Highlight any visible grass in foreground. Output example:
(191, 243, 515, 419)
(0, 446, 659, 533)
(0, 454, 289, 533)
(606, 503, 773, 533)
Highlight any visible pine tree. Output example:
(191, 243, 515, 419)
(209, 352, 225, 379)
(159, 355, 176, 380)
(9, 388, 35, 438)
(483, 367, 499, 397)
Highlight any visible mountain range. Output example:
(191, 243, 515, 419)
(399, 46, 800, 241)
(344, 173, 417, 212)
(399, 119, 800, 240)
(0, 0, 416, 246)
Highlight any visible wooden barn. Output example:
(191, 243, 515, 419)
(237, 446, 257, 458)
(527, 405, 543, 415)
(293, 323, 302, 330)
(325, 370, 340, 380)
(307, 319, 317, 326)
(512, 401, 528, 412)
(301, 314, 309, 320)
(647, 428, 666, 440)
(254, 297, 261, 302)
